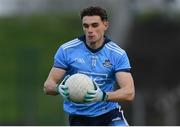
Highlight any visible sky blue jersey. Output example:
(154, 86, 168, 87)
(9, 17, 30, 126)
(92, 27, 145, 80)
(54, 35, 131, 117)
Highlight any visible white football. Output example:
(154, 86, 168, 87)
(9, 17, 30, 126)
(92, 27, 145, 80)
(65, 73, 94, 103)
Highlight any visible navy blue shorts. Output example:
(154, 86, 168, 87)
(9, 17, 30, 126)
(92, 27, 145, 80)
(68, 108, 128, 126)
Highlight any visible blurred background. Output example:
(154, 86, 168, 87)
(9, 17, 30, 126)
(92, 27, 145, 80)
(0, 0, 180, 125)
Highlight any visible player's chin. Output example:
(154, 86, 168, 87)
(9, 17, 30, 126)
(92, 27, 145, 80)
(88, 39, 98, 44)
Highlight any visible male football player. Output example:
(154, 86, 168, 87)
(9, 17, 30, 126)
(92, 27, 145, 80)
(44, 6, 135, 126)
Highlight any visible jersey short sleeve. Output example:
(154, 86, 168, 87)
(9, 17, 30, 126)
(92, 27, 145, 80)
(53, 46, 68, 70)
(114, 52, 131, 72)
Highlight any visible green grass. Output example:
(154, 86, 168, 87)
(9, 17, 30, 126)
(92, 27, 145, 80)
(0, 13, 83, 125)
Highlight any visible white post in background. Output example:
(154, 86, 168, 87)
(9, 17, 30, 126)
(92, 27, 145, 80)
(107, 0, 133, 47)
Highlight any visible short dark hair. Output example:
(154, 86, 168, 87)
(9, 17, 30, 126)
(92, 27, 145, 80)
(80, 6, 108, 21)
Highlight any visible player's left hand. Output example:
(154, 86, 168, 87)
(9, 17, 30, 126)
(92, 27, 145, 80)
(84, 81, 108, 103)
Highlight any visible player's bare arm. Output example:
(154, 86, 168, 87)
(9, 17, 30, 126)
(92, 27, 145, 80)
(106, 72, 135, 102)
(44, 67, 66, 95)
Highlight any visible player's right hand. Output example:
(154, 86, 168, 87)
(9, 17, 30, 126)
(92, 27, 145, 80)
(57, 75, 70, 101)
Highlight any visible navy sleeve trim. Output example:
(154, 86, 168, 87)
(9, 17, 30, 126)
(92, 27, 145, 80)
(115, 68, 131, 73)
(53, 65, 68, 71)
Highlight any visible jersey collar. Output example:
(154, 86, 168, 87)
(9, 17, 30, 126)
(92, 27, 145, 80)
(78, 35, 111, 53)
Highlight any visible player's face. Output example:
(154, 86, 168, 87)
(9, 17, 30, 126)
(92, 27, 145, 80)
(82, 16, 108, 46)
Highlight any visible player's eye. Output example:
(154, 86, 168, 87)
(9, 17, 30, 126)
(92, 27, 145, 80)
(92, 23, 99, 28)
(83, 24, 89, 28)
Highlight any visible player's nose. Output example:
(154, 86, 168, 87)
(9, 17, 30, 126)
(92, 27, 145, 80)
(87, 26, 93, 33)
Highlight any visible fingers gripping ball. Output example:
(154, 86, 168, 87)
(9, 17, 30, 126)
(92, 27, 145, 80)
(65, 73, 94, 103)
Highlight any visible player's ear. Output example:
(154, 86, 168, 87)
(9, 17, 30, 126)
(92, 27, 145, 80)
(103, 21, 109, 31)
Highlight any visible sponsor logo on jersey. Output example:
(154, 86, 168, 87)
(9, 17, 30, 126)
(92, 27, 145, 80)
(78, 71, 108, 86)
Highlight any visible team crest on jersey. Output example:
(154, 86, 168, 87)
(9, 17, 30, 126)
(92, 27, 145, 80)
(103, 59, 112, 68)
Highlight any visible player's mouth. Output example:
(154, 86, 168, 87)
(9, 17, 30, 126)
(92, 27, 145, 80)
(88, 35, 95, 39)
